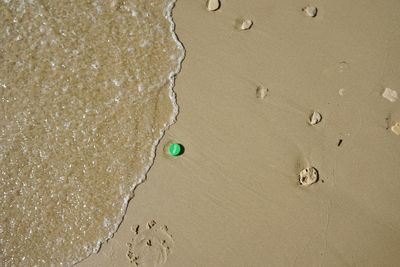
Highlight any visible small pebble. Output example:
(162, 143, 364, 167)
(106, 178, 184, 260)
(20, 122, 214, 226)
(239, 19, 253, 30)
(382, 88, 398, 102)
(299, 167, 319, 186)
(206, 0, 220, 11)
(302, 6, 318, 17)
(309, 111, 322, 125)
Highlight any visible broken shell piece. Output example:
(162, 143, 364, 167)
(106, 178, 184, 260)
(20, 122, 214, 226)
(299, 167, 319, 186)
(391, 122, 400, 136)
(256, 86, 268, 99)
(302, 6, 318, 17)
(309, 111, 322, 125)
(239, 19, 253, 30)
(206, 0, 220, 11)
(382, 88, 398, 102)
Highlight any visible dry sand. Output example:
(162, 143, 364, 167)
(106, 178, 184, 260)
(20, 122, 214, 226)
(79, 0, 400, 266)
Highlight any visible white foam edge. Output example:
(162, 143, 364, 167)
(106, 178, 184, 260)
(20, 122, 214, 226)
(72, 0, 185, 265)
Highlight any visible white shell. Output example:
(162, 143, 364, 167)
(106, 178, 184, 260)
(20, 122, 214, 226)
(299, 167, 319, 186)
(309, 111, 322, 125)
(382, 88, 398, 102)
(240, 19, 253, 30)
(302, 6, 318, 17)
(207, 0, 220, 11)
(391, 122, 400, 136)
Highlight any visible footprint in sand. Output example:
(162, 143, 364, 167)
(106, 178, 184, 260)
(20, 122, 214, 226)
(337, 61, 350, 73)
(126, 220, 174, 266)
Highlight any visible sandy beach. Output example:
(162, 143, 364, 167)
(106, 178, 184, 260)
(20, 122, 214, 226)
(76, 0, 400, 266)
(1, 0, 400, 266)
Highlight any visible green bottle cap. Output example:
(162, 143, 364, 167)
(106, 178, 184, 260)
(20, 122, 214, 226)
(168, 143, 182, 157)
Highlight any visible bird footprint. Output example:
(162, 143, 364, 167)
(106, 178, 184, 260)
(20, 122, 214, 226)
(126, 220, 174, 266)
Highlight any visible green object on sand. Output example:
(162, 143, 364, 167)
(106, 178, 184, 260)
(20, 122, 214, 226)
(168, 143, 182, 157)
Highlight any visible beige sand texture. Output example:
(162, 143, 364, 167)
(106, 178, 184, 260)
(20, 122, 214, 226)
(80, 0, 400, 266)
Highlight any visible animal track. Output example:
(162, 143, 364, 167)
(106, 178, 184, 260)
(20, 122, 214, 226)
(126, 220, 174, 266)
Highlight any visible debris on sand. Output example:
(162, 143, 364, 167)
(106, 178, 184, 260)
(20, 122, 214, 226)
(302, 6, 318, 17)
(299, 167, 319, 186)
(382, 88, 398, 102)
(309, 111, 322, 125)
(239, 19, 253, 30)
(391, 122, 400, 136)
(256, 86, 268, 99)
(207, 0, 220, 11)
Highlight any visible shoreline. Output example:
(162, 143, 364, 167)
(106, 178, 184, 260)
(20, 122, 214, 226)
(80, 1, 400, 266)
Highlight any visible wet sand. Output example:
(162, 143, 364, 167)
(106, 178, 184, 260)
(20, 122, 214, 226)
(1, 1, 183, 265)
(79, 0, 400, 266)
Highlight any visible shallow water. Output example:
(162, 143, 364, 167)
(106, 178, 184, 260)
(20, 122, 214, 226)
(0, 0, 184, 265)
